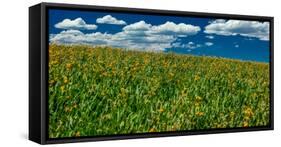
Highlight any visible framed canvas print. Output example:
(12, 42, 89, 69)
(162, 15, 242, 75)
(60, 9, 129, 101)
(29, 2, 274, 144)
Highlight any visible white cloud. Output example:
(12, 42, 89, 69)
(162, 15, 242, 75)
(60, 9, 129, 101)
(205, 35, 214, 39)
(204, 19, 269, 41)
(123, 21, 151, 31)
(205, 42, 214, 46)
(50, 30, 108, 45)
(55, 18, 97, 30)
(150, 21, 201, 36)
(188, 42, 194, 45)
(123, 21, 201, 37)
(172, 41, 214, 49)
(51, 20, 200, 51)
(59, 29, 84, 35)
(209, 19, 226, 24)
(185, 42, 201, 49)
(50, 30, 173, 51)
(172, 41, 202, 49)
(55, 17, 97, 30)
(171, 42, 182, 48)
(122, 21, 152, 36)
(96, 15, 127, 25)
(184, 42, 202, 49)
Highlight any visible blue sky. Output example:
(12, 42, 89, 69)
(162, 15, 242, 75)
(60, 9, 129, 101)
(49, 9, 270, 62)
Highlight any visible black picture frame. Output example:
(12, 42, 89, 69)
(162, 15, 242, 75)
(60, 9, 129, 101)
(29, 2, 274, 144)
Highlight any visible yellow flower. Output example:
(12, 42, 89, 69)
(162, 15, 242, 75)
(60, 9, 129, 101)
(243, 121, 249, 127)
(75, 131, 81, 137)
(60, 86, 65, 92)
(195, 95, 202, 101)
(158, 108, 164, 113)
(217, 124, 223, 128)
(49, 80, 55, 85)
(251, 93, 257, 98)
(149, 128, 156, 132)
(63, 76, 68, 83)
(51, 60, 58, 65)
(64, 106, 72, 112)
(66, 63, 72, 70)
(195, 111, 204, 116)
(102, 71, 108, 77)
(169, 72, 174, 77)
(244, 116, 250, 120)
(119, 88, 127, 97)
(230, 111, 235, 117)
(244, 107, 254, 117)
(194, 75, 200, 81)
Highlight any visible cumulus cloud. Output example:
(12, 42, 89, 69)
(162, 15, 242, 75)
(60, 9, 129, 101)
(50, 20, 200, 51)
(205, 35, 214, 39)
(122, 21, 201, 37)
(204, 19, 269, 41)
(150, 21, 201, 36)
(96, 15, 127, 25)
(205, 42, 214, 46)
(171, 42, 182, 48)
(55, 18, 97, 30)
(50, 30, 108, 45)
(172, 41, 202, 49)
(50, 30, 173, 51)
(185, 42, 202, 49)
(172, 41, 214, 49)
(122, 21, 152, 36)
(58, 29, 84, 35)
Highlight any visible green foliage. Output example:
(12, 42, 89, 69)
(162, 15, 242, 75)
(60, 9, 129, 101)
(48, 44, 270, 138)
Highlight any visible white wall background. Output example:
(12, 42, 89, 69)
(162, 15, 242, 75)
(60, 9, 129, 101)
(0, 0, 279, 146)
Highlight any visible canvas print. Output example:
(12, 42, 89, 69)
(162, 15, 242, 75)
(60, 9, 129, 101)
(48, 9, 270, 138)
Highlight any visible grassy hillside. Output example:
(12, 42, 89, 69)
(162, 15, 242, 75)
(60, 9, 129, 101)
(48, 44, 270, 138)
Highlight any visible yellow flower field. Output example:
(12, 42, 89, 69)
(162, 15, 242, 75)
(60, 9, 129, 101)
(48, 44, 270, 138)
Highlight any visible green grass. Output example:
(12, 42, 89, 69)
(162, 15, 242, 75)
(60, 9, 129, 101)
(48, 44, 270, 138)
